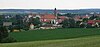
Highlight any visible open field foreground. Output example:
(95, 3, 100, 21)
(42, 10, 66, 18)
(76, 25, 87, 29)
(10, 28, 100, 42)
(0, 35, 100, 47)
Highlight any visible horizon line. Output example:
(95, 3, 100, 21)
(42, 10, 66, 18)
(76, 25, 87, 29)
(1, 8, 100, 10)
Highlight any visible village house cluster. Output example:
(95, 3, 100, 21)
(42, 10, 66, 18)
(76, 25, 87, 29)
(0, 8, 100, 32)
(23, 8, 68, 30)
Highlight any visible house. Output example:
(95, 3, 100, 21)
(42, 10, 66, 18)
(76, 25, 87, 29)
(40, 14, 67, 24)
(3, 22, 12, 27)
(27, 13, 67, 25)
(40, 24, 58, 29)
(57, 16, 67, 23)
(74, 16, 82, 21)
(87, 20, 100, 25)
(81, 15, 89, 19)
(88, 20, 100, 27)
(40, 14, 56, 23)
(30, 23, 34, 30)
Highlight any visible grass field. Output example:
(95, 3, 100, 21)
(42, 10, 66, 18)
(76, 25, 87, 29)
(1, 35, 100, 47)
(10, 28, 100, 42)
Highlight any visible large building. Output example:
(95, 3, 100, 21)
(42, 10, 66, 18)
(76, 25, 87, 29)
(27, 8, 67, 24)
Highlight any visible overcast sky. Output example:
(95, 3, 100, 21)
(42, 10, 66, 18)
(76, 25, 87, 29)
(0, 0, 100, 9)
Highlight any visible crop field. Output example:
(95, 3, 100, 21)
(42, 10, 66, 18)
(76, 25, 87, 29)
(10, 28, 100, 42)
(0, 28, 100, 47)
(0, 35, 100, 47)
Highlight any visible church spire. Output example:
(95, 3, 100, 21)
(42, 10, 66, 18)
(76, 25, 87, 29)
(54, 8, 58, 19)
(54, 8, 57, 16)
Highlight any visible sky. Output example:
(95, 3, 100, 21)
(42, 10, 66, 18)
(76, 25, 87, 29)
(0, 0, 100, 9)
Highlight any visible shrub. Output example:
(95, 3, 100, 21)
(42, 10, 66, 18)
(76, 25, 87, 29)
(0, 26, 8, 42)
(0, 36, 17, 43)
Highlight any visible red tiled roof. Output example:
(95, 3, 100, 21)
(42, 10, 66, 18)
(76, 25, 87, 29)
(81, 16, 89, 18)
(87, 20, 100, 24)
(58, 16, 66, 19)
(40, 14, 66, 23)
(96, 20, 100, 22)
(57, 19, 63, 23)
(88, 20, 95, 24)
(41, 14, 56, 19)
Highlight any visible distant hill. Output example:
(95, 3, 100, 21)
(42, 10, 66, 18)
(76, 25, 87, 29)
(0, 9, 100, 14)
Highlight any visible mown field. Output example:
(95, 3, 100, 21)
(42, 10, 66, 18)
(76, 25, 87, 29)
(1, 35, 100, 47)
(10, 28, 100, 42)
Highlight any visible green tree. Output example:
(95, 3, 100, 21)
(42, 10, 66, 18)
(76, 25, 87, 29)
(89, 15, 97, 20)
(32, 17, 41, 26)
(0, 26, 17, 43)
(0, 26, 8, 42)
(82, 18, 88, 22)
(76, 21, 81, 28)
(96, 17, 100, 20)
(62, 19, 69, 28)
(28, 17, 41, 28)
(65, 13, 72, 17)
(68, 18, 76, 28)
(62, 18, 76, 28)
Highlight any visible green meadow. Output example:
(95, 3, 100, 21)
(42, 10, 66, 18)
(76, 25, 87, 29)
(10, 28, 100, 42)
(0, 28, 100, 47)
(1, 35, 100, 47)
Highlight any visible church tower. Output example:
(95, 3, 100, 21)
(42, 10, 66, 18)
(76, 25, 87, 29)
(53, 8, 58, 24)
(54, 8, 58, 20)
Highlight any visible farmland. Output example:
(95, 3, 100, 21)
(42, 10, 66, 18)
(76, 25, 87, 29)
(0, 35, 100, 47)
(10, 28, 100, 42)
(0, 28, 100, 47)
